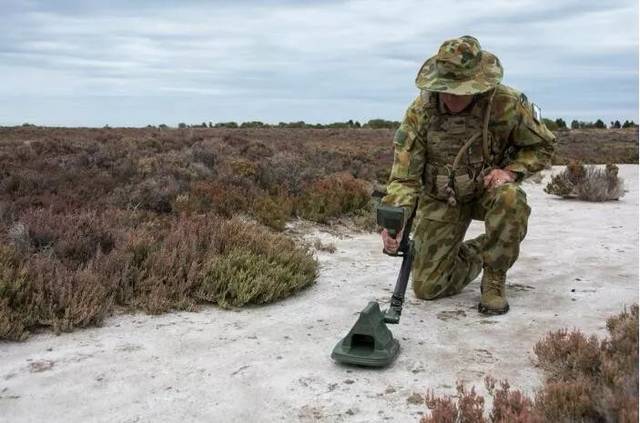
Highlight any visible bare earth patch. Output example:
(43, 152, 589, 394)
(0, 166, 637, 422)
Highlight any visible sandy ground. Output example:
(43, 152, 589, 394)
(1, 166, 638, 423)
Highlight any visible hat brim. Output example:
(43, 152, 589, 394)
(415, 50, 503, 95)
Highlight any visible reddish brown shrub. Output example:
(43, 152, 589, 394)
(239, 140, 273, 161)
(190, 142, 217, 169)
(297, 172, 370, 223)
(107, 218, 214, 314)
(253, 195, 294, 231)
(0, 212, 318, 340)
(0, 245, 32, 340)
(257, 152, 318, 195)
(0, 244, 114, 340)
(485, 377, 540, 423)
(174, 180, 250, 217)
(126, 176, 182, 213)
(422, 382, 485, 423)
(27, 256, 113, 334)
(13, 209, 117, 267)
(419, 306, 639, 422)
(534, 329, 601, 382)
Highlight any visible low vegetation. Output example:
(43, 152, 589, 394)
(0, 216, 317, 340)
(0, 126, 637, 340)
(0, 126, 386, 340)
(420, 305, 639, 423)
(545, 161, 625, 201)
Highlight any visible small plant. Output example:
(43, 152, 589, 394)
(545, 162, 625, 201)
(313, 238, 337, 253)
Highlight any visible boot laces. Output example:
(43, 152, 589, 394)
(485, 269, 505, 293)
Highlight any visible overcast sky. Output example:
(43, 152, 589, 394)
(1, 0, 638, 127)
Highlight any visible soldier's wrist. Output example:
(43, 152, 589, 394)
(503, 168, 525, 182)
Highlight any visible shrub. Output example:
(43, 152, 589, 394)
(0, 245, 31, 340)
(423, 382, 485, 423)
(257, 152, 318, 196)
(195, 219, 317, 308)
(351, 198, 379, 231)
(0, 244, 113, 340)
(545, 163, 625, 201)
(109, 218, 212, 314)
(0, 216, 318, 340)
(419, 306, 639, 422)
(191, 143, 217, 169)
(129, 176, 182, 213)
(575, 165, 625, 201)
(174, 180, 250, 217)
(239, 140, 273, 161)
(486, 378, 539, 423)
(16, 209, 117, 267)
(253, 195, 293, 231)
(27, 256, 113, 334)
(229, 158, 258, 178)
(297, 173, 370, 223)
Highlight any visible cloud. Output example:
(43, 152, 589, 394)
(0, 0, 637, 126)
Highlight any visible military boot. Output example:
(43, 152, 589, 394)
(478, 267, 509, 315)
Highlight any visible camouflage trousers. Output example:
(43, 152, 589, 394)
(411, 183, 530, 300)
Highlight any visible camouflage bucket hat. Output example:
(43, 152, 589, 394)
(415, 35, 503, 95)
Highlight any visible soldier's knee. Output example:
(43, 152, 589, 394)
(413, 277, 449, 300)
(494, 184, 529, 212)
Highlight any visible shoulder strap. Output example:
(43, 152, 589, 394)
(482, 88, 497, 163)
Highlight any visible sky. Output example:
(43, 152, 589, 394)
(0, 0, 638, 127)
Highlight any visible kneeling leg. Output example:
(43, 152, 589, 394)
(411, 218, 484, 300)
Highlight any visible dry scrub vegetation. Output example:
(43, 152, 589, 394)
(0, 126, 636, 340)
(0, 126, 392, 339)
(420, 305, 639, 423)
(545, 162, 625, 201)
(552, 128, 638, 165)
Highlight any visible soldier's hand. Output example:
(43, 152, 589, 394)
(382, 228, 403, 254)
(483, 169, 516, 189)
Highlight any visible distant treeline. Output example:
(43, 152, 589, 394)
(171, 118, 639, 130)
(170, 119, 400, 130)
(542, 118, 638, 131)
(16, 118, 639, 130)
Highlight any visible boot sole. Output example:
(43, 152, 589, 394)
(478, 303, 510, 315)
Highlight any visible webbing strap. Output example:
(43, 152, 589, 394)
(444, 88, 497, 206)
(482, 88, 497, 163)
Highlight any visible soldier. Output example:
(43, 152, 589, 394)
(381, 36, 555, 315)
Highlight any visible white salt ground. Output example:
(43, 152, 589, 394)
(0, 166, 638, 423)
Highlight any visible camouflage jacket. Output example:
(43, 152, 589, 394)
(382, 84, 556, 221)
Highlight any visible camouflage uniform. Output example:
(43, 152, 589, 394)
(382, 36, 556, 312)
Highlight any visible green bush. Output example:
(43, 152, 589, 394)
(196, 220, 317, 307)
